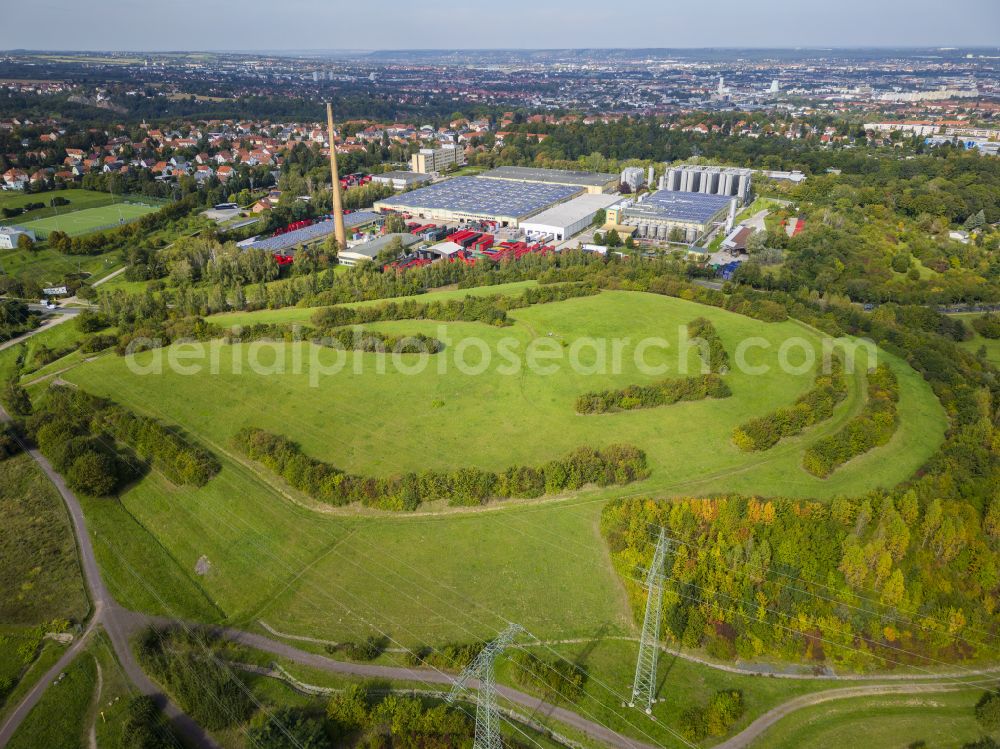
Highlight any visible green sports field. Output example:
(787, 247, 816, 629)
(22, 201, 158, 238)
(57, 288, 948, 647)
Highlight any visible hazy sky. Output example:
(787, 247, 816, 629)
(7, 0, 1000, 51)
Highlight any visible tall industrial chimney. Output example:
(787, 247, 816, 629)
(326, 102, 347, 249)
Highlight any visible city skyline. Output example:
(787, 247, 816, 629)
(6, 0, 1000, 52)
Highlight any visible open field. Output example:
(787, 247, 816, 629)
(23, 201, 159, 238)
(54, 289, 948, 647)
(747, 689, 988, 749)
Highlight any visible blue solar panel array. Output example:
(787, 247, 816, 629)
(246, 212, 380, 252)
(378, 176, 581, 219)
(631, 191, 734, 223)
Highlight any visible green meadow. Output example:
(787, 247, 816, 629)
(55, 289, 947, 646)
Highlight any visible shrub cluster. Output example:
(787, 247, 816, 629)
(402, 641, 485, 670)
(508, 649, 587, 702)
(678, 690, 745, 741)
(576, 374, 730, 414)
(0, 423, 22, 461)
(732, 357, 847, 451)
(233, 427, 648, 511)
(27, 387, 219, 491)
(972, 313, 1000, 340)
(80, 333, 118, 354)
(136, 626, 254, 732)
(803, 363, 899, 477)
(687, 317, 729, 373)
(324, 636, 388, 661)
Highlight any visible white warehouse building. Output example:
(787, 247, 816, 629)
(520, 193, 622, 242)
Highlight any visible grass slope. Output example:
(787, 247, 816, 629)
(0, 453, 88, 625)
(54, 290, 947, 647)
(748, 690, 988, 749)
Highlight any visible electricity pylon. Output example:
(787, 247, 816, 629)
(447, 623, 524, 749)
(628, 528, 670, 715)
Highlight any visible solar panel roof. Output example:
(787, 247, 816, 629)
(378, 176, 581, 219)
(625, 191, 733, 223)
(246, 211, 380, 252)
(481, 166, 617, 187)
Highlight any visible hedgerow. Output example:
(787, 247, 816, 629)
(232, 426, 648, 511)
(687, 317, 729, 373)
(803, 363, 899, 477)
(576, 318, 731, 414)
(309, 283, 599, 330)
(27, 387, 219, 491)
(732, 356, 847, 451)
(576, 374, 730, 414)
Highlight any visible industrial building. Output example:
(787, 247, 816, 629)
(0, 225, 35, 249)
(620, 166, 645, 192)
(339, 232, 420, 267)
(608, 191, 736, 243)
(244, 212, 381, 253)
(479, 166, 618, 195)
(370, 171, 433, 191)
(373, 176, 582, 227)
(520, 193, 623, 242)
(659, 165, 753, 204)
(411, 145, 466, 174)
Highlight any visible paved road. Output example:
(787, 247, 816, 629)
(0, 404, 220, 749)
(212, 626, 658, 749)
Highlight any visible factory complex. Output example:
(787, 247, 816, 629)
(373, 175, 584, 227)
(609, 191, 737, 243)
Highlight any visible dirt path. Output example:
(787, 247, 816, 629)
(87, 659, 103, 749)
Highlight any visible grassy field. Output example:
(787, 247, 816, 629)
(0, 189, 129, 223)
(53, 289, 947, 648)
(748, 689, 989, 749)
(23, 202, 159, 238)
(0, 453, 88, 626)
(0, 246, 122, 287)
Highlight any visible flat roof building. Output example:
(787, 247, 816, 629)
(371, 170, 433, 191)
(373, 176, 583, 227)
(339, 232, 420, 267)
(411, 145, 466, 174)
(520, 193, 623, 241)
(245, 212, 381, 253)
(609, 191, 736, 244)
(480, 166, 618, 195)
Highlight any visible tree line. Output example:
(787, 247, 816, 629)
(233, 426, 649, 511)
(732, 356, 848, 452)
